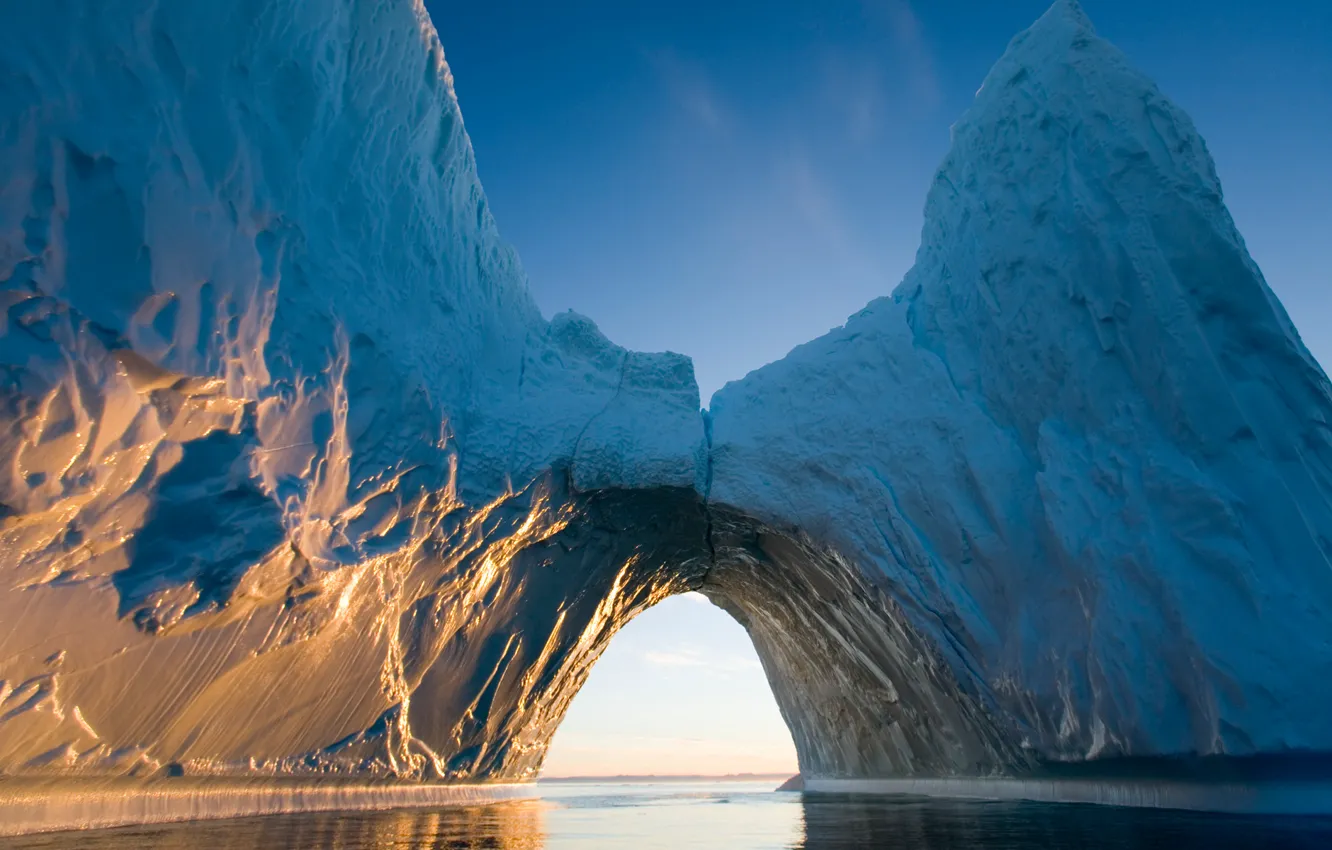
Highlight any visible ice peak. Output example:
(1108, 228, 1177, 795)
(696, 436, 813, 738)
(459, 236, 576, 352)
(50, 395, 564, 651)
(978, 0, 1111, 101)
(1034, 0, 1096, 35)
(941, 0, 1221, 214)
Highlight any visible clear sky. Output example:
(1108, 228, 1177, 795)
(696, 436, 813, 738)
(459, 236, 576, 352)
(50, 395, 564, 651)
(422, 0, 1331, 776)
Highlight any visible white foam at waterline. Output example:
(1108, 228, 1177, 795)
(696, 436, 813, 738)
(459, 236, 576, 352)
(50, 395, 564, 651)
(0, 781, 536, 837)
(803, 778, 1332, 815)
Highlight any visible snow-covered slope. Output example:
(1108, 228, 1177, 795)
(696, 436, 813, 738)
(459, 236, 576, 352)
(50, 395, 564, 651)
(710, 0, 1332, 767)
(1, 0, 1330, 796)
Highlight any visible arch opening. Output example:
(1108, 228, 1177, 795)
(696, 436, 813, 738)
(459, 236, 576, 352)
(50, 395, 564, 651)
(428, 478, 1018, 785)
(539, 591, 797, 779)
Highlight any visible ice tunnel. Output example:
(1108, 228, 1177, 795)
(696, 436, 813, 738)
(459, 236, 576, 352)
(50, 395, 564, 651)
(4, 0, 1332, 824)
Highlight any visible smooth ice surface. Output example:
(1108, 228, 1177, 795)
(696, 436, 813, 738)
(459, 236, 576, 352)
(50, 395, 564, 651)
(2, 0, 1331, 825)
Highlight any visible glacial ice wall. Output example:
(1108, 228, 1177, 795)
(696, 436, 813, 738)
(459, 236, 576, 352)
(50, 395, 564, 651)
(1, 0, 1330, 789)
(709, 0, 1332, 769)
(0, 0, 703, 778)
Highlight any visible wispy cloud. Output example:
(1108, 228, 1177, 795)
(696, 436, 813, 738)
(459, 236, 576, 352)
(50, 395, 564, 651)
(642, 647, 761, 672)
(774, 150, 884, 294)
(861, 0, 941, 109)
(644, 48, 728, 132)
(782, 152, 859, 266)
(642, 649, 707, 668)
(822, 54, 885, 145)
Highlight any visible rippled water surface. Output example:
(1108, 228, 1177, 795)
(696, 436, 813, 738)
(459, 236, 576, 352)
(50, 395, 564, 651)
(6, 781, 1332, 849)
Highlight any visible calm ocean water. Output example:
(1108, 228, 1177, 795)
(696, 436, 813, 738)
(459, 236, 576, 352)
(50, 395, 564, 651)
(5, 780, 1332, 849)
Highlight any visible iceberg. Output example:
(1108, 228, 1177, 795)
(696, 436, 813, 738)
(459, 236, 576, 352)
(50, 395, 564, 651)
(708, 0, 1332, 776)
(1, 0, 1330, 827)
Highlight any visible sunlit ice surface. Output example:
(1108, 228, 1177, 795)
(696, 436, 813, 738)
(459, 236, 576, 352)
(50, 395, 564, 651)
(6, 783, 1332, 849)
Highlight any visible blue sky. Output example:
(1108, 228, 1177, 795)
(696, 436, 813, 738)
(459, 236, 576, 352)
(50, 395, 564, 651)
(423, 0, 1331, 776)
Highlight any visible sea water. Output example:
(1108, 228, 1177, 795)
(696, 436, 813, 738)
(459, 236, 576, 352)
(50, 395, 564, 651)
(3, 780, 1332, 849)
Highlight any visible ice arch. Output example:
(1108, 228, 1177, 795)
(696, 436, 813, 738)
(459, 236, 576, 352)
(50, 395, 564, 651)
(2, 0, 1332, 803)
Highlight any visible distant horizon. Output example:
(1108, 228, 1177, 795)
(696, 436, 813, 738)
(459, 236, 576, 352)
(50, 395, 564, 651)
(538, 771, 795, 782)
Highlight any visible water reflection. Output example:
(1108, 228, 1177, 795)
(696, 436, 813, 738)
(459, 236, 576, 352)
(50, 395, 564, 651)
(5, 784, 1332, 849)
(0, 802, 546, 850)
(798, 794, 1332, 849)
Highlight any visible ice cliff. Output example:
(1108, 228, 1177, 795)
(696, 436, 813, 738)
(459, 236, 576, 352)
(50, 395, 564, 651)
(708, 0, 1332, 773)
(0, 0, 704, 779)
(1, 0, 1329, 788)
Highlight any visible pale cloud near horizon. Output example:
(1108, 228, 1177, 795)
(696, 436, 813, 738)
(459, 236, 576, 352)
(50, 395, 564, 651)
(642, 647, 762, 672)
(546, 733, 794, 777)
(645, 48, 728, 132)
(552, 734, 788, 754)
(543, 735, 796, 777)
(543, 593, 796, 778)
